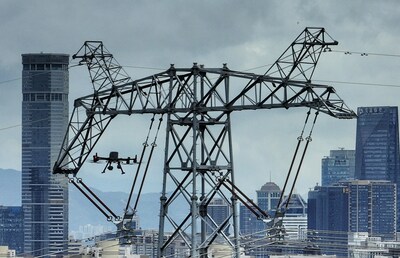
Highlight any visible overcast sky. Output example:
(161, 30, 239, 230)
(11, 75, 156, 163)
(0, 0, 399, 200)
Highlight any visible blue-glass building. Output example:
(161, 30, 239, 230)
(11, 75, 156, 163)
(239, 182, 281, 237)
(279, 194, 308, 240)
(206, 198, 230, 236)
(0, 206, 23, 254)
(307, 184, 349, 257)
(239, 202, 265, 237)
(355, 106, 400, 181)
(308, 180, 397, 257)
(280, 193, 307, 215)
(22, 54, 69, 257)
(256, 181, 281, 215)
(355, 106, 400, 231)
(348, 180, 396, 240)
(321, 148, 355, 186)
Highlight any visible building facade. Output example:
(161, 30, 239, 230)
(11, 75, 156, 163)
(308, 180, 397, 256)
(206, 198, 230, 236)
(307, 184, 349, 257)
(257, 181, 281, 214)
(240, 182, 282, 237)
(0, 206, 23, 254)
(321, 148, 355, 186)
(355, 106, 400, 231)
(22, 54, 69, 257)
(355, 106, 400, 181)
(239, 202, 265, 237)
(348, 180, 396, 240)
(279, 194, 307, 240)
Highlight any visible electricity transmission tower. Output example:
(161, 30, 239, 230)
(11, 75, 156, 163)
(53, 27, 356, 257)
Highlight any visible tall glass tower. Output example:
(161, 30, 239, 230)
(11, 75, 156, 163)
(348, 180, 396, 240)
(355, 106, 400, 231)
(22, 54, 69, 257)
(355, 106, 400, 181)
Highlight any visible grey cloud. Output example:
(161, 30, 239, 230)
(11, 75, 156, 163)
(0, 0, 399, 197)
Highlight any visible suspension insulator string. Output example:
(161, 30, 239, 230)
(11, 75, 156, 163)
(276, 108, 311, 210)
(124, 114, 156, 217)
(133, 115, 164, 211)
(77, 177, 119, 219)
(69, 177, 114, 221)
(284, 111, 319, 211)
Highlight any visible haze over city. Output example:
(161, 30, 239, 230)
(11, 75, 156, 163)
(0, 0, 399, 200)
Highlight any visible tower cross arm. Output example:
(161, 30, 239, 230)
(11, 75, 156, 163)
(53, 27, 356, 177)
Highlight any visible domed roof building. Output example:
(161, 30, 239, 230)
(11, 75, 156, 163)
(259, 181, 281, 192)
(257, 181, 281, 213)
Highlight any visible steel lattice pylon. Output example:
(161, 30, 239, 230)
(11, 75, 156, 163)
(53, 28, 356, 257)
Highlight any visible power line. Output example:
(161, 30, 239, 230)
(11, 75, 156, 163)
(0, 77, 399, 133)
(315, 79, 400, 88)
(0, 117, 50, 132)
(1, 53, 399, 133)
(1, 47, 399, 87)
(123, 65, 164, 71)
(329, 49, 400, 58)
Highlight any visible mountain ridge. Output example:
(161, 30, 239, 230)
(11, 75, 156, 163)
(0, 168, 185, 231)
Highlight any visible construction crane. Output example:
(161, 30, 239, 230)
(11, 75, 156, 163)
(53, 27, 356, 257)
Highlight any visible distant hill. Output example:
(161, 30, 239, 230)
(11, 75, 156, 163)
(0, 168, 21, 206)
(0, 168, 187, 232)
(71, 188, 160, 231)
(70, 187, 188, 231)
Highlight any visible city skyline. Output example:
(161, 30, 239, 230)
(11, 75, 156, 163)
(0, 2, 398, 257)
(0, 1, 399, 201)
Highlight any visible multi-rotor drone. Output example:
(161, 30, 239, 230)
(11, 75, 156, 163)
(92, 151, 138, 174)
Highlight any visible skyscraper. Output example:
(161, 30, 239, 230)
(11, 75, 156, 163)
(308, 180, 397, 256)
(355, 106, 400, 230)
(307, 184, 349, 257)
(348, 180, 396, 240)
(355, 106, 400, 181)
(321, 148, 355, 186)
(22, 54, 69, 257)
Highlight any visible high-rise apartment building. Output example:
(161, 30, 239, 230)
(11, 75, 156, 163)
(22, 54, 69, 257)
(321, 148, 355, 186)
(0, 206, 23, 254)
(308, 184, 349, 233)
(308, 180, 397, 256)
(355, 106, 400, 230)
(348, 180, 396, 240)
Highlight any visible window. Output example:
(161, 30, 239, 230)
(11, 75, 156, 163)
(52, 64, 62, 70)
